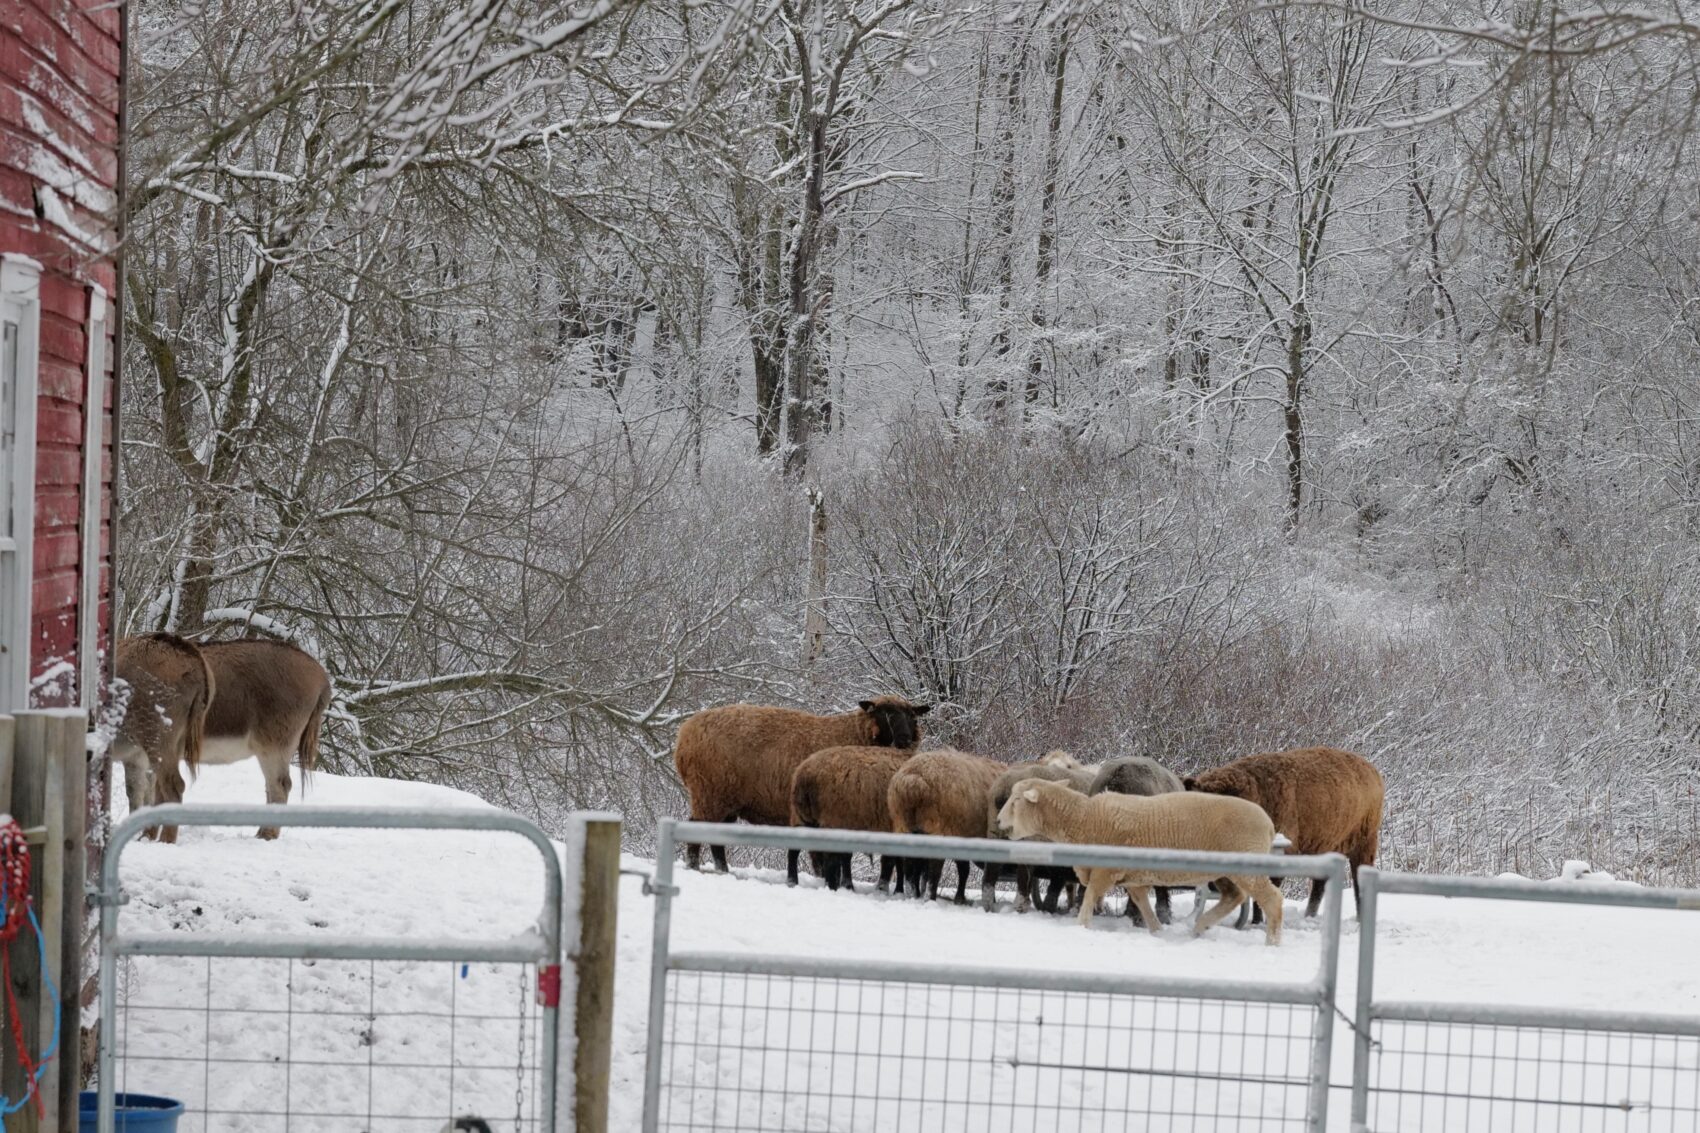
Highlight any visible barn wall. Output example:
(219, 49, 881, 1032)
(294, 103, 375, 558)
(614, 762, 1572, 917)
(0, 0, 122, 707)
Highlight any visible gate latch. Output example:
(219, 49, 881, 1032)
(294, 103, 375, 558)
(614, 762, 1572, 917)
(620, 867, 678, 898)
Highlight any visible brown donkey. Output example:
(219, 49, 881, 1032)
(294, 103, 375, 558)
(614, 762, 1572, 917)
(187, 639, 333, 839)
(113, 633, 214, 843)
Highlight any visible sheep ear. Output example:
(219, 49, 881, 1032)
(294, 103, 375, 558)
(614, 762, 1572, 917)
(912, 703, 932, 716)
(1022, 787, 1040, 802)
(858, 700, 876, 714)
(1181, 776, 1198, 791)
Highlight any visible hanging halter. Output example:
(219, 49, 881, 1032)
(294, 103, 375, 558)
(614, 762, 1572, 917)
(0, 815, 60, 1117)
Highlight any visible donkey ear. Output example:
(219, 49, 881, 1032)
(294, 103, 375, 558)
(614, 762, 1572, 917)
(858, 700, 876, 714)
(1022, 787, 1041, 803)
(912, 703, 933, 716)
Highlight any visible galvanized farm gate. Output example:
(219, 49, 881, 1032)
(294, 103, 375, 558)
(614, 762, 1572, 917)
(641, 820, 1350, 1133)
(1349, 868, 1700, 1133)
(94, 803, 564, 1133)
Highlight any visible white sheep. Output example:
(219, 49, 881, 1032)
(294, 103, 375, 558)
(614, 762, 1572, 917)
(996, 778, 1287, 945)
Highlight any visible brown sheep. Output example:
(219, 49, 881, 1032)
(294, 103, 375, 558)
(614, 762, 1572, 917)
(996, 778, 1285, 945)
(673, 696, 930, 872)
(113, 633, 214, 844)
(1184, 745, 1383, 923)
(886, 748, 1004, 903)
(788, 745, 916, 892)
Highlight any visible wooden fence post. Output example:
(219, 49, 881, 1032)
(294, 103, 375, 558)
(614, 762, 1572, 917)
(571, 814, 620, 1133)
(2, 709, 83, 1133)
(57, 714, 88, 1123)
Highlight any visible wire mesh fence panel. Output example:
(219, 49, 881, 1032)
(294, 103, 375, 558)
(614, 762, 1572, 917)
(1364, 1020, 1700, 1133)
(1350, 870, 1700, 1133)
(97, 805, 565, 1133)
(655, 969, 1318, 1133)
(641, 821, 1349, 1133)
(112, 955, 546, 1133)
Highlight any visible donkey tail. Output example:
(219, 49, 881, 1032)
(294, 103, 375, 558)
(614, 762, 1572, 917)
(182, 649, 214, 779)
(298, 683, 331, 779)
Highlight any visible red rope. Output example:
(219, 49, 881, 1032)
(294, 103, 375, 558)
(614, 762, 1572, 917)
(0, 817, 44, 1118)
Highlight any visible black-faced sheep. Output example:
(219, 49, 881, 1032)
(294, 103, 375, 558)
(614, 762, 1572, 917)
(886, 749, 1004, 903)
(1185, 745, 1383, 923)
(788, 745, 915, 892)
(996, 778, 1286, 945)
(673, 696, 930, 872)
(1089, 755, 1186, 925)
(982, 758, 1095, 913)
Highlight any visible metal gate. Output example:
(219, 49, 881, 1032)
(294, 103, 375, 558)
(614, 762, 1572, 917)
(641, 820, 1348, 1132)
(1348, 868, 1700, 1133)
(95, 803, 564, 1133)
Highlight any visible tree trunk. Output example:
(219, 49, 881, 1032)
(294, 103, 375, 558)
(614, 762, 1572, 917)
(1026, 17, 1070, 412)
(1283, 303, 1309, 534)
(783, 104, 831, 476)
(987, 23, 1031, 418)
(803, 486, 828, 666)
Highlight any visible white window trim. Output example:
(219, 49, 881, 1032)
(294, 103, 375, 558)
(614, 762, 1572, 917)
(0, 253, 42, 711)
(80, 284, 109, 709)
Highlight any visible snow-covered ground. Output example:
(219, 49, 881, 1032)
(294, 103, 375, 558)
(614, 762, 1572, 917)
(109, 764, 1700, 1132)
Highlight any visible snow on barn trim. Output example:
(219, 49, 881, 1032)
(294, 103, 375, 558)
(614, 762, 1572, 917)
(0, 0, 126, 712)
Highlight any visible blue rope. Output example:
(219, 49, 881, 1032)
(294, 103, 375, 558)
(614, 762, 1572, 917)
(0, 898, 61, 1115)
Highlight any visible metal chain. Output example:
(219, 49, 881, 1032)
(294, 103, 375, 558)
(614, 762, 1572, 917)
(515, 966, 529, 1130)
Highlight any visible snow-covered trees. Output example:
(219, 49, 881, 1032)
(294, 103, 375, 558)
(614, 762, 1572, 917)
(122, 0, 1700, 871)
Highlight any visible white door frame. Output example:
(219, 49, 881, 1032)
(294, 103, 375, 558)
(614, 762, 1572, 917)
(80, 284, 110, 708)
(0, 253, 42, 710)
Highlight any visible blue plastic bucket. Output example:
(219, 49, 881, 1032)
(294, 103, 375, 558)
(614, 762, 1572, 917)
(77, 1091, 186, 1131)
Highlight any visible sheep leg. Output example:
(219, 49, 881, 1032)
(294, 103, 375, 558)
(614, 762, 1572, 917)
(1237, 877, 1284, 945)
(1126, 887, 1163, 936)
(1155, 887, 1173, 925)
(1077, 870, 1116, 929)
(1305, 877, 1326, 918)
(1014, 866, 1036, 913)
(952, 861, 971, 905)
(787, 849, 800, 887)
(1041, 876, 1066, 914)
(1125, 889, 1147, 927)
(925, 859, 944, 900)
(1194, 880, 1249, 938)
(980, 862, 1002, 911)
(1248, 877, 1281, 926)
(685, 843, 703, 871)
(710, 844, 730, 873)
(903, 859, 926, 898)
(839, 853, 856, 893)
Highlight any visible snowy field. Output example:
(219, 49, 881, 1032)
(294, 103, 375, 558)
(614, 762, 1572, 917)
(108, 765, 1700, 1132)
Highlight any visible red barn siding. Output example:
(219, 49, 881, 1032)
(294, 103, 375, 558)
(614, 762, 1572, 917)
(0, 0, 122, 708)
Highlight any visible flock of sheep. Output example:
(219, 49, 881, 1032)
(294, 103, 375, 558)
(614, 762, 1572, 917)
(673, 696, 1385, 946)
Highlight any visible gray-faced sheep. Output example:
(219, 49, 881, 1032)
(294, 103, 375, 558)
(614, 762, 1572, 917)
(789, 745, 916, 892)
(997, 778, 1286, 945)
(673, 696, 930, 872)
(886, 748, 1004, 903)
(982, 759, 1095, 913)
(1184, 745, 1383, 924)
(1089, 756, 1186, 925)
